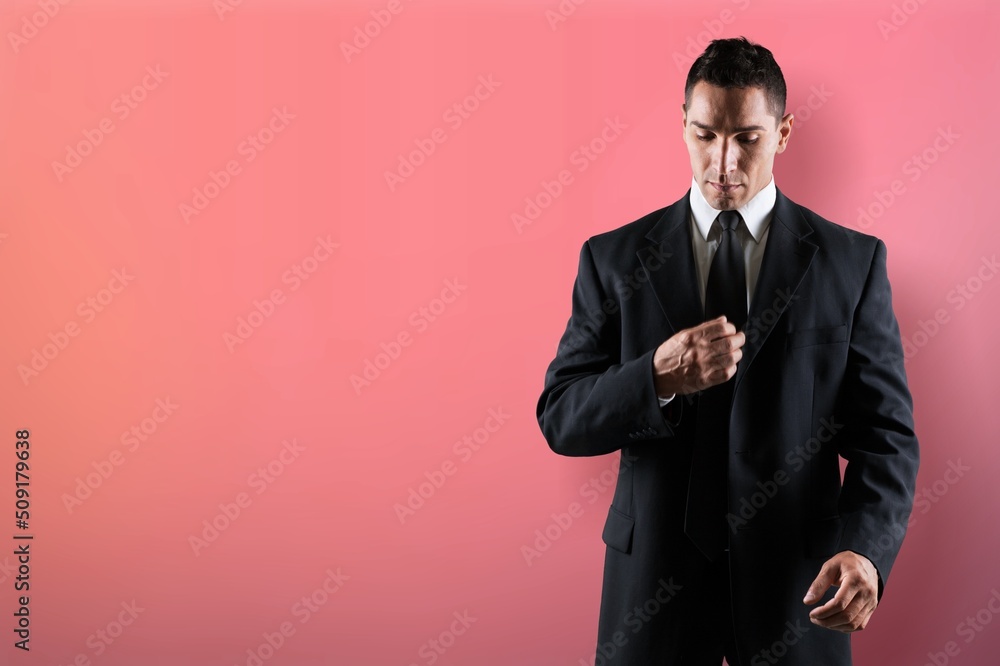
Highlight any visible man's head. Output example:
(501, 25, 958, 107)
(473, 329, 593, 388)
(682, 36, 793, 211)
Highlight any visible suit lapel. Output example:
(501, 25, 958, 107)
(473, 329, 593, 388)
(733, 187, 817, 394)
(636, 186, 818, 396)
(636, 190, 704, 337)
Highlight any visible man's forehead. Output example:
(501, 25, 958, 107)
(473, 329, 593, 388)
(689, 119, 769, 132)
(686, 85, 773, 129)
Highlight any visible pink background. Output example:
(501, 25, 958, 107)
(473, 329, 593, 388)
(1, 0, 998, 664)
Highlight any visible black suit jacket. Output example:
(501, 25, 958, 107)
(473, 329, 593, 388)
(536, 187, 920, 664)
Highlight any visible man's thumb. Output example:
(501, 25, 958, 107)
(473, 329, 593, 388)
(803, 567, 834, 604)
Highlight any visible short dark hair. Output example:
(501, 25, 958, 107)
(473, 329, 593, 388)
(684, 36, 786, 123)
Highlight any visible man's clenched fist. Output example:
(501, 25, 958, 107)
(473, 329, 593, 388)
(653, 315, 745, 398)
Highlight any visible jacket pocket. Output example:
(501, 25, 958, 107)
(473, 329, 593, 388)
(601, 506, 635, 554)
(786, 324, 848, 349)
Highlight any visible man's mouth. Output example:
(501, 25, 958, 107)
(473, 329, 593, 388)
(710, 182, 741, 193)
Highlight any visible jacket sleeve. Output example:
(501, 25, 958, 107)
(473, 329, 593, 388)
(834, 239, 920, 602)
(536, 239, 679, 457)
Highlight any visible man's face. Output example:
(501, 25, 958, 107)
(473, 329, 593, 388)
(682, 81, 793, 210)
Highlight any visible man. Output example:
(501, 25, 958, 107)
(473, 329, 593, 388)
(535, 37, 919, 665)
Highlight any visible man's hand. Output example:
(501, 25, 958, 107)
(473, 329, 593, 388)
(653, 316, 745, 397)
(803, 551, 879, 632)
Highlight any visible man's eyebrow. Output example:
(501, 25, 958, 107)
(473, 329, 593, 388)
(690, 121, 768, 132)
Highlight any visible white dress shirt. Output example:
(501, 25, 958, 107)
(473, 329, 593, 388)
(658, 175, 777, 406)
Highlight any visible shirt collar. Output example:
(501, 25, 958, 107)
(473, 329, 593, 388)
(689, 175, 776, 243)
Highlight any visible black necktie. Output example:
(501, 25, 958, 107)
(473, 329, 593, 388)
(704, 210, 747, 331)
(684, 210, 747, 561)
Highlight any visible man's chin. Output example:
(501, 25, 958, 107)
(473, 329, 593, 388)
(704, 189, 741, 210)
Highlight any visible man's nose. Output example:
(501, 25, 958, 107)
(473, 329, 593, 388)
(713, 140, 738, 178)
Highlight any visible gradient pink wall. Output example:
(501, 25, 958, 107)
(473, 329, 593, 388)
(1, 0, 998, 664)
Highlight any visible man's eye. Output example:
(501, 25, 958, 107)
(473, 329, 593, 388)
(696, 134, 712, 142)
(740, 137, 759, 144)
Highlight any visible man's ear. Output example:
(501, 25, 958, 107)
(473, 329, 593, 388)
(776, 112, 794, 153)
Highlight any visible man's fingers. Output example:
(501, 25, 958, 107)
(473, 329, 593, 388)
(803, 565, 837, 605)
(802, 552, 880, 632)
(696, 316, 734, 340)
(809, 581, 854, 620)
(728, 347, 743, 368)
(658, 317, 746, 394)
(709, 332, 745, 357)
(813, 597, 876, 632)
